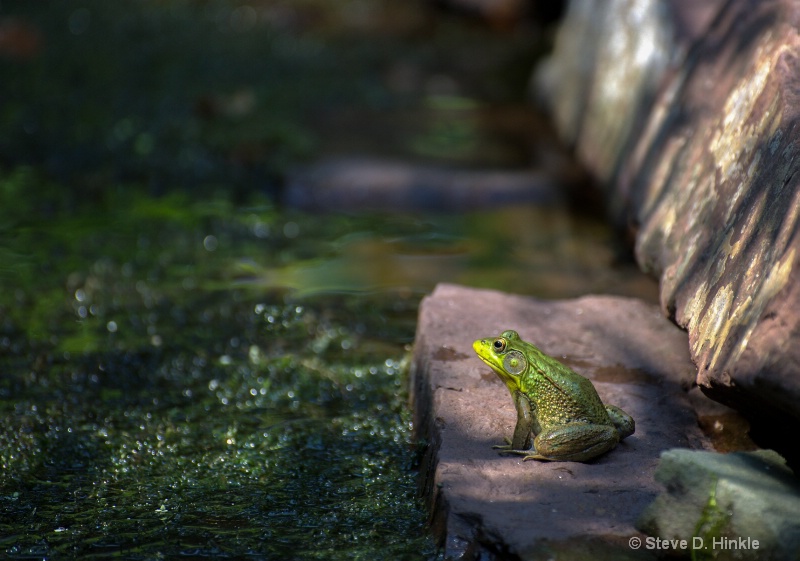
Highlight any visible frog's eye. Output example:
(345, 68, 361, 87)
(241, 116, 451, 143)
(503, 350, 527, 375)
(493, 338, 507, 352)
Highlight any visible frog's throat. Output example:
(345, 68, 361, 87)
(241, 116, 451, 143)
(477, 355, 519, 392)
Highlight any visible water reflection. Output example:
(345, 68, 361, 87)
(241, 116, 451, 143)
(227, 205, 655, 301)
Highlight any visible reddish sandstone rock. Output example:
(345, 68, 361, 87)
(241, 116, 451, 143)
(410, 284, 712, 558)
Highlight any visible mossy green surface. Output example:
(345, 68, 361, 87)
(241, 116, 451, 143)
(0, 173, 434, 558)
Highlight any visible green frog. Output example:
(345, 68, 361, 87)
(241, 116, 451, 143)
(473, 330, 634, 462)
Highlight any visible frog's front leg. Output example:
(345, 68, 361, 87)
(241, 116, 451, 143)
(523, 422, 620, 462)
(493, 391, 537, 454)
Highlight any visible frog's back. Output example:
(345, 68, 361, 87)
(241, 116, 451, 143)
(525, 349, 610, 426)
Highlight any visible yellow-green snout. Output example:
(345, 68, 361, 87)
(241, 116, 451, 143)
(473, 337, 518, 391)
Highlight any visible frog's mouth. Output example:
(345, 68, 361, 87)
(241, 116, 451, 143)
(476, 355, 501, 371)
(476, 355, 491, 366)
(474, 348, 515, 387)
(477, 355, 499, 372)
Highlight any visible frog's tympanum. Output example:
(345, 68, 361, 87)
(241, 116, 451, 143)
(473, 330, 634, 462)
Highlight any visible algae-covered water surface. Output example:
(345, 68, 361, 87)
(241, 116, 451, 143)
(0, 0, 652, 558)
(0, 173, 432, 558)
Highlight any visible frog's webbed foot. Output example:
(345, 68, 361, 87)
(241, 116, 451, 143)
(493, 437, 536, 457)
(521, 452, 553, 461)
(491, 436, 514, 451)
(491, 437, 516, 452)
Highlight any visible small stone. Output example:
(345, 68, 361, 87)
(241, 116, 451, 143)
(637, 448, 800, 561)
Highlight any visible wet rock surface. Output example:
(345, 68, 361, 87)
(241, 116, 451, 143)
(638, 449, 800, 561)
(410, 284, 713, 559)
(537, 0, 800, 433)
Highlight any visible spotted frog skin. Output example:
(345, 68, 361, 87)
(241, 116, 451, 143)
(473, 330, 634, 462)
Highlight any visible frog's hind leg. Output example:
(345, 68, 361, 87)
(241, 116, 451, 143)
(605, 404, 635, 440)
(527, 422, 620, 462)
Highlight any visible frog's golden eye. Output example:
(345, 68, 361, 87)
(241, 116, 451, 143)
(493, 338, 507, 352)
(503, 350, 527, 375)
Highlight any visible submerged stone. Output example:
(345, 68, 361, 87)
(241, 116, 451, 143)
(284, 158, 567, 212)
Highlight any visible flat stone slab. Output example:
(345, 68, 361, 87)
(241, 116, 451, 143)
(410, 284, 713, 559)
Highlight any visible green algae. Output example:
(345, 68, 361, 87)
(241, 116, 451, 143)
(0, 167, 437, 558)
(690, 478, 730, 561)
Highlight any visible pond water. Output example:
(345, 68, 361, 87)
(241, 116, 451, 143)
(0, 174, 654, 559)
(0, 1, 656, 559)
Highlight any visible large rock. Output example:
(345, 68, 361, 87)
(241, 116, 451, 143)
(410, 284, 712, 559)
(537, 0, 800, 429)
